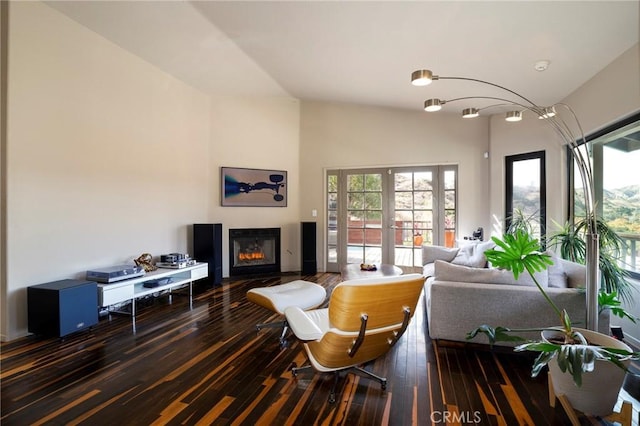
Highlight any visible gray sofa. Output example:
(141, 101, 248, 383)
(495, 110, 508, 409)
(422, 243, 608, 346)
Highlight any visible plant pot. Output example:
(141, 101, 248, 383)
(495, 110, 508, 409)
(542, 327, 631, 416)
(444, 230, 455, 248)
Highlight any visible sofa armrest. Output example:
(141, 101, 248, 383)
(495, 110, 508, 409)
(425, 280, 600, 346)
(423, 263, 435, 278)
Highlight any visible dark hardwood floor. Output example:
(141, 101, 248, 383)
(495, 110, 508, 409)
(1, 273, 637, 425)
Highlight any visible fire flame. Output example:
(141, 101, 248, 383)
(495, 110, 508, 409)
(239, 252, 265, 261)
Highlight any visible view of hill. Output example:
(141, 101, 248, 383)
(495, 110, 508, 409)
(514, 184, 640, 234)
(602, 184, 640, 234)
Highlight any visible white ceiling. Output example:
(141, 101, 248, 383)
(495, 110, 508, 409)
(46, 1, 639, 114)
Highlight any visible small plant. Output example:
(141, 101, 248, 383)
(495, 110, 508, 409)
(467, 230, 639, 386)
(506, 208, 539, 237)
(598, 291, 637, 323)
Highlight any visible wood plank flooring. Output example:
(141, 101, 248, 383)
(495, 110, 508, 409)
(1, 272, 638, 425)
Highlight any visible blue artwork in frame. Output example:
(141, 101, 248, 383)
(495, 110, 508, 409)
(221, 167, 287, 207)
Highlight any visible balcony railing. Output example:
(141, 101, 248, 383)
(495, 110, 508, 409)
(619, 233, 639, 276)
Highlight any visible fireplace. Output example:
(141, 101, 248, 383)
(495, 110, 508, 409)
(229, 228, 281, 276)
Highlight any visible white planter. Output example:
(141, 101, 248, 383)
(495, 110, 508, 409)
(543, 327, 631, 416)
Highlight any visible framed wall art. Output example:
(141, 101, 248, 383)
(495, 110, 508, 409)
(221, 167, 287, 207)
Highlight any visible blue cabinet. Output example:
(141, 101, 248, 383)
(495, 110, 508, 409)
(28, 279, 98, 338)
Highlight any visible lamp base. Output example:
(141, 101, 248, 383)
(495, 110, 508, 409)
(611, 325, 625, 341)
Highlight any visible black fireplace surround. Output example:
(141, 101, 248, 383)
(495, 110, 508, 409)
(229, 228, 281, 276)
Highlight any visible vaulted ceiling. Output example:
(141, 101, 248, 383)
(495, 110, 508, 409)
(47, 1, 639, 114)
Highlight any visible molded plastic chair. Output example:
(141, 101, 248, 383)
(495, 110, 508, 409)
(284, 273, 425, 403)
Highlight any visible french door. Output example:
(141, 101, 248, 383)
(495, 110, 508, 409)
(326, 166, 457, 272)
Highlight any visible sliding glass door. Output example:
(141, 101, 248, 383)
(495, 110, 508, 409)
(325, 166, 457, 272)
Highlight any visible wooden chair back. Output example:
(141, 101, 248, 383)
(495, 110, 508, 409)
(307, 274, 425, 369)
(329, 274, 425, 330)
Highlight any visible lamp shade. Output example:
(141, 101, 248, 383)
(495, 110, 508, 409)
(411, 70, 433, 86)
(462, 108, 479, 118)
(538, 106, 556, 119)
(424, 98, 443, 112)
(505, 110, 522, 122)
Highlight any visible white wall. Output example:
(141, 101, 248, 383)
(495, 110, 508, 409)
(299, 101, 490, 270)
(563, 44, 640, 134)
(2, 2, 301, 341)
(207, 95, 301, 276)
(4, 2, 211, 340)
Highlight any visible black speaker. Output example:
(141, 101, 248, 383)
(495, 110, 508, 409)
(28, 279, 98, 338)
(301, 221, 317, 275)
(193, 223, 223, 285)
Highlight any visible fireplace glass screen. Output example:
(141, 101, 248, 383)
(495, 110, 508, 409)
(229, 228, 281, 276)
(232, 237, 276, 268)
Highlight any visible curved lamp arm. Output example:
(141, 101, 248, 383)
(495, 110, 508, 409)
(413, 71, 599, 331)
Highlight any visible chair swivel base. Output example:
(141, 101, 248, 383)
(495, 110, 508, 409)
(255, 320, 289, 346)
(290, 362, 387, 403)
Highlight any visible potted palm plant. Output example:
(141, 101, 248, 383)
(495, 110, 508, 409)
(549, 217, 635, 303)
(467, 230, 639, 416)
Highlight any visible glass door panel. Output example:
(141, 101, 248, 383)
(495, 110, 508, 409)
(327, 173, 338, 266)
(346, 172, 383, 264)
(393, 170, 435, 268)
(444, 169, 457, 247)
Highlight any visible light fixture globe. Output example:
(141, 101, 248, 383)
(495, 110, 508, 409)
(462, 108, 479, 118)
(424, 98, 443, 112)
(505, 110, 522, 122)
(411, 69, 434, 86)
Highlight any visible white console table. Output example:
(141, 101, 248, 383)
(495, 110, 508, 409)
(97, 262, 208, 317)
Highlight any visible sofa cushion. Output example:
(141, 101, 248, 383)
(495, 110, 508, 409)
(546, 251, 569, 288)
(558, 258, 587, 289)
(422, 245, 460, 265)
(451, 241, 496, 268)
(434, 260, 549, 287)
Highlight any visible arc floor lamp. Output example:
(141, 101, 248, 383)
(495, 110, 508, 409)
(410, 69, 599, 331)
